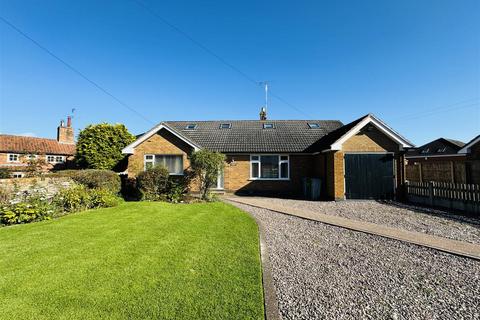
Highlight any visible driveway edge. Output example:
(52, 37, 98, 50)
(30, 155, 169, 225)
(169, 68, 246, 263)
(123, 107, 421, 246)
(226, 197, 480, 261)
(225, 200, 281, 320)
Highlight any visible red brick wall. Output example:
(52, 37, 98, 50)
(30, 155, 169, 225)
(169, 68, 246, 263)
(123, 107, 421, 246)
(0, 152, 74, 175)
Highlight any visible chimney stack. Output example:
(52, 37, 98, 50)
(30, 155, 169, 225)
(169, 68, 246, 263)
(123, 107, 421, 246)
(259, 107, 267, 121)
(57, 117, 75, 144)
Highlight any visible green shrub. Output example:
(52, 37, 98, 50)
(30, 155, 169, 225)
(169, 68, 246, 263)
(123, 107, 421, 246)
(0, 201, 54, 225)
(0, 168, 10, 179)
(54, 185, 122, 213)
(136, 166, 170, 200)
(75, 123, 136, 170)
(165, 180, 187, 203)
(190, 150, 225, 200)
(53, 169, 121, 194)
(55, 185, 92, 212)
(89, 188, 122, 208)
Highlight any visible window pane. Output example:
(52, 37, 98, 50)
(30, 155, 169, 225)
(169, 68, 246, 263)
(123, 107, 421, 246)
(145, 155, 153, 160)
(155, 155, 183, 174)
(251, 155, 259, 161)
(251, 162, 259, 178)
(280, 155, 288, 161)
(260, 155, 279, 178)
(280, 162, 289, 178)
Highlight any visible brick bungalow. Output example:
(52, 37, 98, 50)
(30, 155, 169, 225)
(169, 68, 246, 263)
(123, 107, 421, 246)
(0, 117, 75, 177)
(459, 135, 480, 184)
(122, 113, 413, 200)
(405, 138, 467, 183)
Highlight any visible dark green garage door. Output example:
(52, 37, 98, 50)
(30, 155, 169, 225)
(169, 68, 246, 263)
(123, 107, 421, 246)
(344, 153, 395, 199)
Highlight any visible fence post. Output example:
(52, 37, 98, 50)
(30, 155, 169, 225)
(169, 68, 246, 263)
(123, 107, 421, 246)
(429, 181, 434, 206)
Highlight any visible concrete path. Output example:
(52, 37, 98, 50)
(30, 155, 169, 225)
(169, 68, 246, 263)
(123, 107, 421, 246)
(226, 196, 480, 260)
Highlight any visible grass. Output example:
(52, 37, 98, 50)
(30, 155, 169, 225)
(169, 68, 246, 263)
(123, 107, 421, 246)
(0, 202, 264, 320)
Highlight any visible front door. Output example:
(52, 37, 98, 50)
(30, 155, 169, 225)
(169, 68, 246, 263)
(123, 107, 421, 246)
(212, 168, 224, 190)
(344, 153, 395, 199)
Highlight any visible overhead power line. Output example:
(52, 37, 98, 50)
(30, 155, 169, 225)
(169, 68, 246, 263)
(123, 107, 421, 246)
(0, 15, 154, 125)
(131, 0, 313, 118)
(392, 98, 480, 121)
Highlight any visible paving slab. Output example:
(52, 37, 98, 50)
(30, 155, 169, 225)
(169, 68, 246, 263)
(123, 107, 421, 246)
(226, 196, 480, 260)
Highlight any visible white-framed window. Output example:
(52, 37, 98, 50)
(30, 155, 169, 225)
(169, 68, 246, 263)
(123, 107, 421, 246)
(47, 155, 65, 164)
(144, 154, 184, 175)
(25, 154, 38, 161)
(7, 154, 20, 163)
(12, 172, 24, 178)
(250, 155, 289, 180)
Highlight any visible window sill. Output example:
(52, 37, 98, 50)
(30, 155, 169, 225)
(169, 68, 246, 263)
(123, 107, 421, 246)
(169, 173, 184, 176)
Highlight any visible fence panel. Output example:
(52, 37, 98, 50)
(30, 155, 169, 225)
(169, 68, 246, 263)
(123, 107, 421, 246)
(406, 181, 480, 215)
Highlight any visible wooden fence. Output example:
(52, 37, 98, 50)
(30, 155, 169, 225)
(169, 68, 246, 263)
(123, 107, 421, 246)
(406, 181, 480, 214)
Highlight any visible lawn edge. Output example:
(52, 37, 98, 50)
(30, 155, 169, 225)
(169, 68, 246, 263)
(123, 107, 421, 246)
(224, 200, 281, 320)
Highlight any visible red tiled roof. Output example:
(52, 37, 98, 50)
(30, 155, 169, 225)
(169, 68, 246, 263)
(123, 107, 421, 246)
(0, 135, 75, 155)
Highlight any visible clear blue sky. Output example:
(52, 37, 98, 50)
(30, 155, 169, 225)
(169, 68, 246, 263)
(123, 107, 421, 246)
(1, 0, 479, 146)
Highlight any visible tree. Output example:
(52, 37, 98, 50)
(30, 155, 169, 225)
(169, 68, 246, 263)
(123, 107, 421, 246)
(189, 149, 225, 200)
(76, 123, 135, 170)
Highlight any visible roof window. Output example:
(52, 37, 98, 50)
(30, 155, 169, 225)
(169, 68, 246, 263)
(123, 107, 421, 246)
(263, 123, 274, 129)
(436, 147, 447, 153)
(185, 124, 197, 130)
(219, 123, 231, 129)
(308, 123, 320, 129)
(420, 148, 430, 154)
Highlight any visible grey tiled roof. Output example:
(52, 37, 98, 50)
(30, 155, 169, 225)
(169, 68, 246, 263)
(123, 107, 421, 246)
(406, 138, 465, 157)
(163, 120, 343, 153)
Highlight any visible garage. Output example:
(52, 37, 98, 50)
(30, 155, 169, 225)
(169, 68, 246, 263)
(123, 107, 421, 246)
(344, 153, 395, 199)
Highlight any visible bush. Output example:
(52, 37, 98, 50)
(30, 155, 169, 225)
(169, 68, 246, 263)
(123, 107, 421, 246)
(0, 168, 10, 179)
(0, 201, 54, 225)
(165, 180, 187, 203)
(76, 123, 136, 170)
(190, 150, 225, 200)
(54, 185, 92, 213)
(54, 185, 122, 213)
(89, 188, 122, 208)
(136, 166, 170, 200)
(53, 169, 121, 194)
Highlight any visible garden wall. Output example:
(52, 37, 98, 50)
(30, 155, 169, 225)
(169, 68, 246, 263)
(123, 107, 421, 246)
(0, 177, 74, 202)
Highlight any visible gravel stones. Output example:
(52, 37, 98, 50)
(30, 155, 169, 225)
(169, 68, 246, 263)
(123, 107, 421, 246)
(231, 202, 480, 320)
(253, 198, 480, 245)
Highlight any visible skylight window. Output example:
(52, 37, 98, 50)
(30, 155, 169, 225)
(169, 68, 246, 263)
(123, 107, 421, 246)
(436, 147, 447, 153)
(420, 148, 430, 154)
(308, 123, 320, 129)
(219, 123, 231, 129)
(263, 123, 274, 129)
(185, 124, 197, 130)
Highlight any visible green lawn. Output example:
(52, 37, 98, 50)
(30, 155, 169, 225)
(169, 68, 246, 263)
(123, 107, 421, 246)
(0, 202, 264, 320)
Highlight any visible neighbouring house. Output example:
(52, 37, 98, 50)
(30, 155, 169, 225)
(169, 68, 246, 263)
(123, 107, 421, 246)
(405, 138, 467, 183)
(459, 135, 480, 184)
(0, 117, 75, 177)
(122, 111, 413, 200)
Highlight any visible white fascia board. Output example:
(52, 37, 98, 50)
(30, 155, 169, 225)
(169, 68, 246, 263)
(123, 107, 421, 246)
(330, 115, 414, 151)
(122, 123, 200, 154)
(458, 136, 480, 154)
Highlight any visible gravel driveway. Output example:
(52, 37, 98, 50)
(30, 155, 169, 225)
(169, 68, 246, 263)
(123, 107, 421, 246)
(230, 202, 480, 320)
(248, 198, 480, 244)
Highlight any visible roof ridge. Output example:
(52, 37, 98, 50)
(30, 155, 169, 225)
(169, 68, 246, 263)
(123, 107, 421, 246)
(0, 134, 58, 142)
(164, 119, 343, 122)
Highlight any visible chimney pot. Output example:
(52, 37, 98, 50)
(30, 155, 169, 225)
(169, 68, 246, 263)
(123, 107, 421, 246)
(67, 116, 72, 127)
